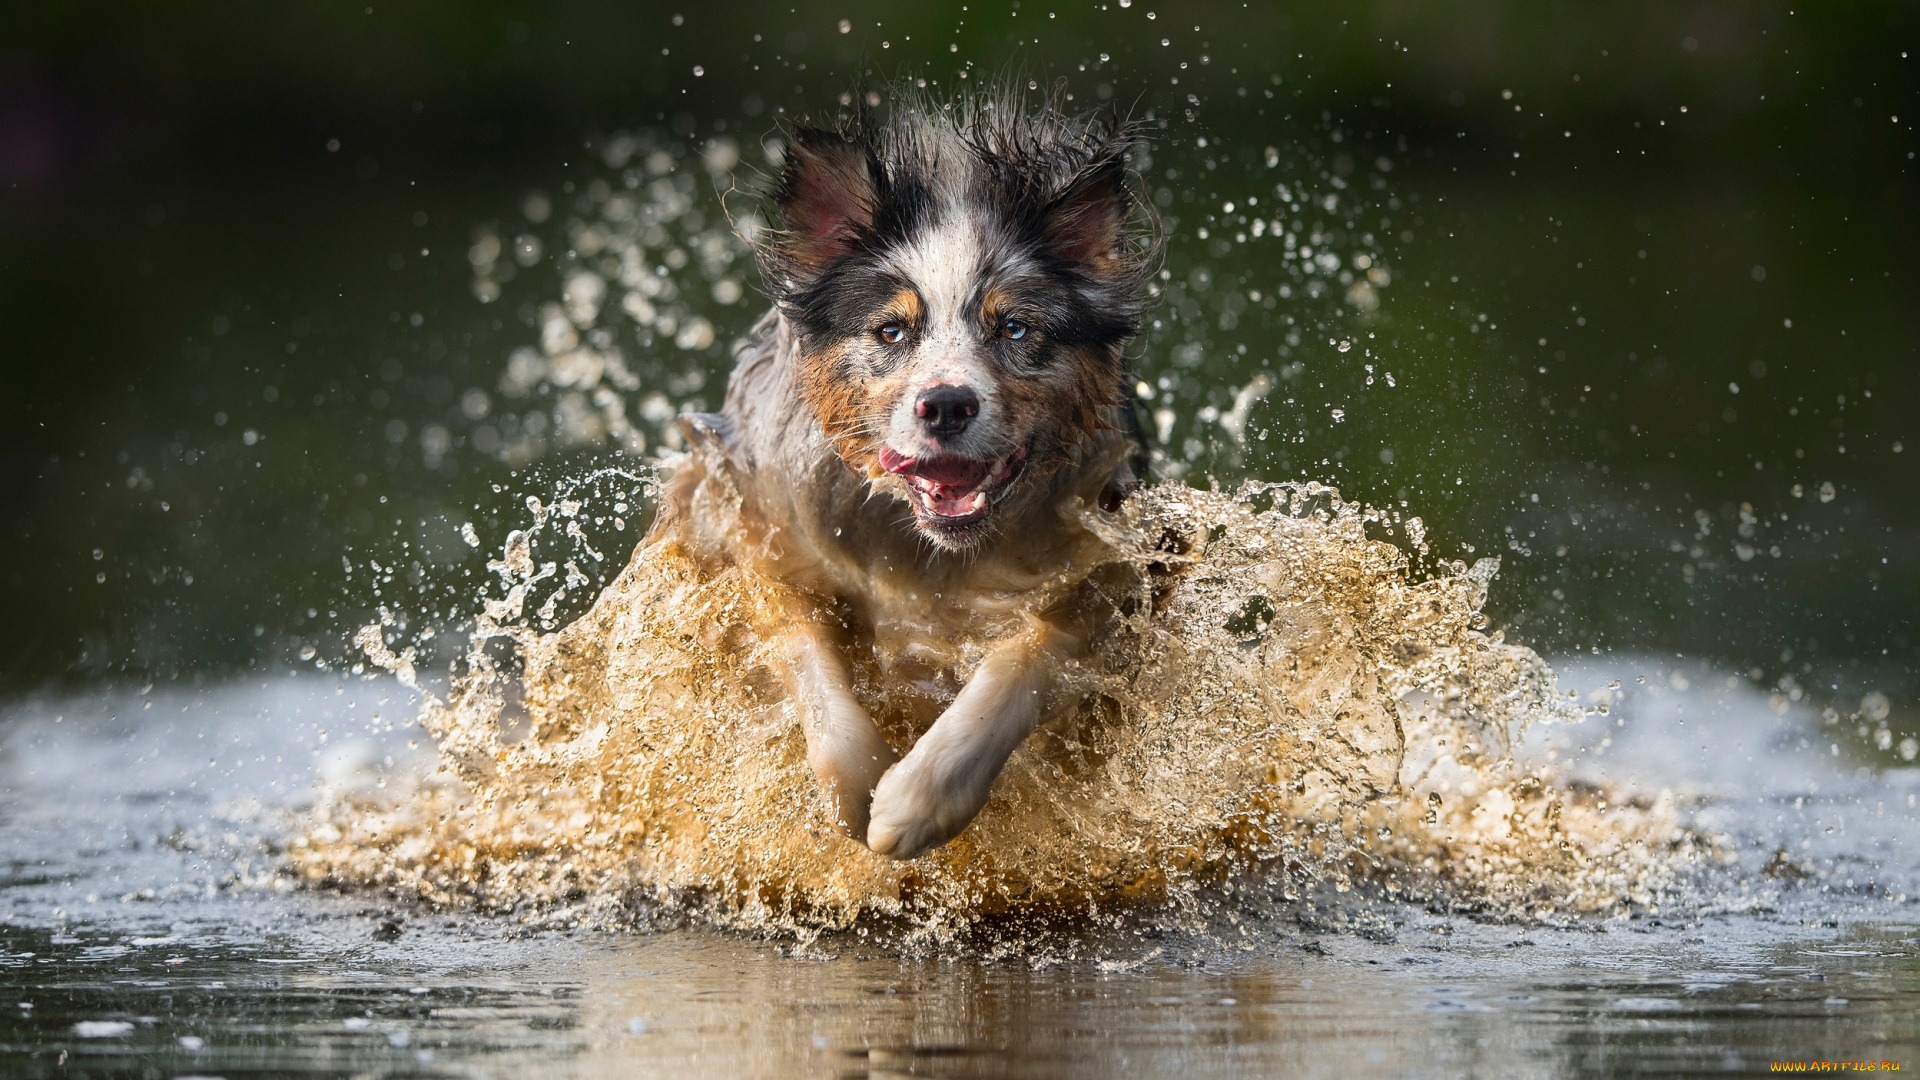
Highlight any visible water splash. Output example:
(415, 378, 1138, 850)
(296, 453, 1703, 940)
(462, 129, 757, 465)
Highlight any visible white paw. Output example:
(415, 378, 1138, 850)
(864, 753, 989, 859)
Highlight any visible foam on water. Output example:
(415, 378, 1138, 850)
(296, 450, 1708, 939)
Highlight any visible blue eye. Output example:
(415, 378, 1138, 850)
(877, 323, 905, 344)
(1000, 318, 1028, 340)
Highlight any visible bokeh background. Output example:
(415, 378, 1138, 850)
(1, 3, 1913, 733)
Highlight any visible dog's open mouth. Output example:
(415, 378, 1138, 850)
(878, 445, 1029, 525)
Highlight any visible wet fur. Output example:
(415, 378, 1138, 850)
(652, 86, 1158, 858)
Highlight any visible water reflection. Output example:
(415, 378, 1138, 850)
(5, 911, 1917, 1077)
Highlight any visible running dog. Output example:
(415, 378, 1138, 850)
(657, 88, 1157, 859)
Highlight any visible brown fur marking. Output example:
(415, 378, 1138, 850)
(884, 288, 925, 330)
(978, 286, 1014, 328)
(797, 341, 905, 476)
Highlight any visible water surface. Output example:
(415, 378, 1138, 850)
(4, 668, 1915, 1077)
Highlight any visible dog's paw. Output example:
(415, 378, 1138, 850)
(865, 757, 984, 859)
(864, 796, 948, 861)
(807, 743, 894, 846)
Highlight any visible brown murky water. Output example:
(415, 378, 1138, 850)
(303, 474, 1691, 937)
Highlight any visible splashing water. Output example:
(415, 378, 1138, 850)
(462, 129, 757, 465)
(297, 460, 1703, 940)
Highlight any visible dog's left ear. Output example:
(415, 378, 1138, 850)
(1042, 159, 1131, 275)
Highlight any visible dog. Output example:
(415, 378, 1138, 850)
(654, 87, 1157, 860)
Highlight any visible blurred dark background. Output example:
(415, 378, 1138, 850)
(0, 2, 1914, 715)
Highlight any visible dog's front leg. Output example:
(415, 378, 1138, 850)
(786, 624, 898, 843)
(865, 626, 1066, 859)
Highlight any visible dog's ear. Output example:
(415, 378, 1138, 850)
(774, 126, 881, 269)
(1042, 158, 1131, 275)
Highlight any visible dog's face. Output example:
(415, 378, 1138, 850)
(762, 101, 1151, 550)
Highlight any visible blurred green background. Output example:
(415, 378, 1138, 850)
(0, 2, 1913, 714)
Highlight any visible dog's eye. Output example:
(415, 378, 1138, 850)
(1000, 318, 1028, 341)
(877, 323, 905, 344)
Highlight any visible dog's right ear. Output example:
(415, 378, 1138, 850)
(773, 126, 881, 272)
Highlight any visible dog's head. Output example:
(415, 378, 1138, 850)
(758, 89, 1156, 550)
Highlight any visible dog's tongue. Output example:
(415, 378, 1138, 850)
(877, 449, 992, 492)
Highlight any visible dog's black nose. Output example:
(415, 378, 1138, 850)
(914, 385, 979, 439)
